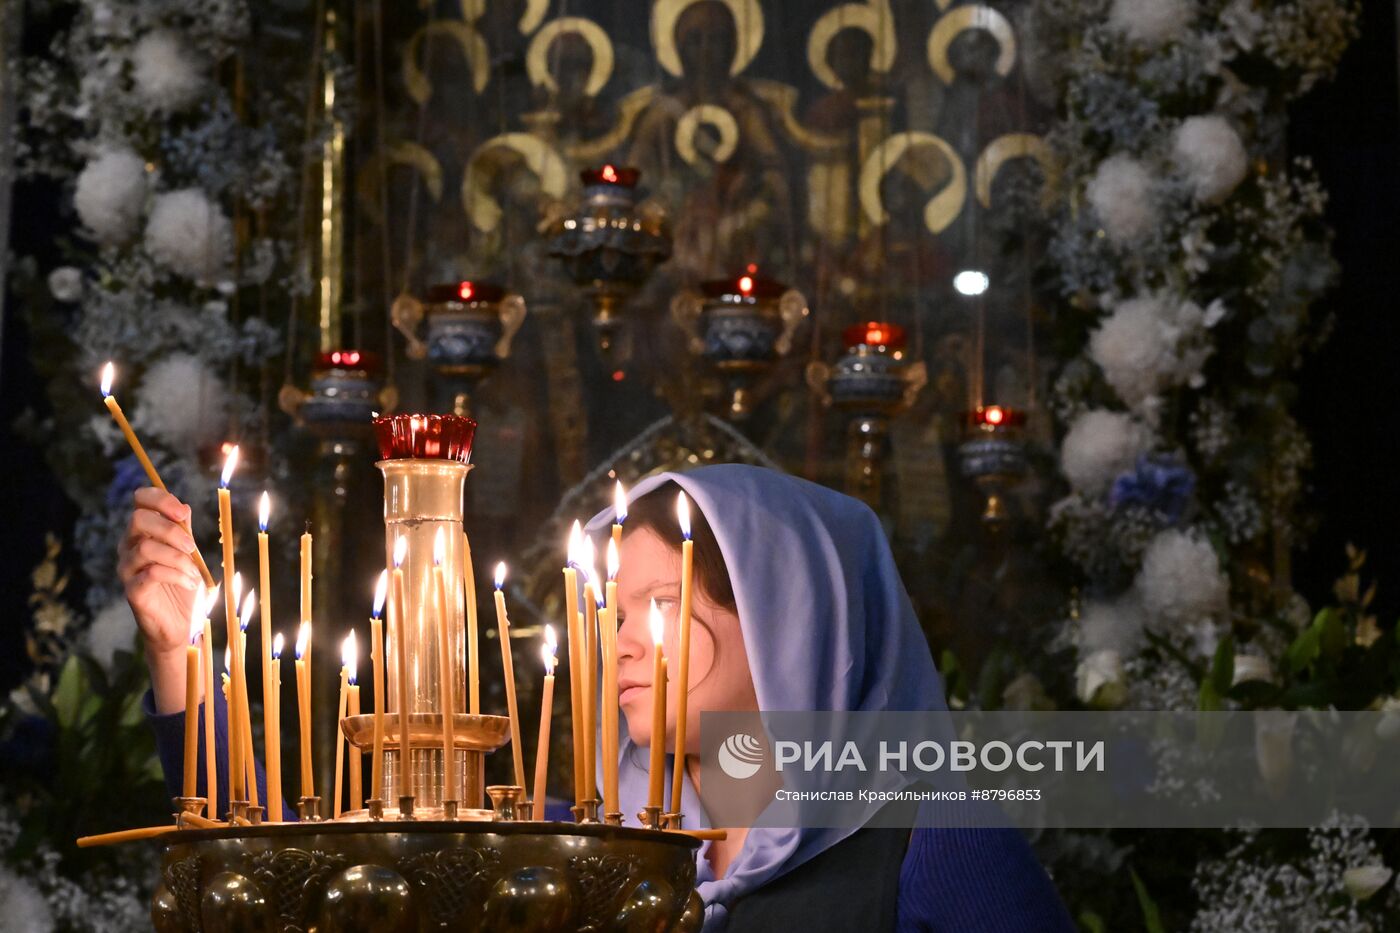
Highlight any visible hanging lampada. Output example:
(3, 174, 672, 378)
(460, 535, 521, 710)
(671, 266, 809, 419)
(391, 281, 526, 416)
(806, 321, 927, 503)
(280, 349, 389, 441)
(547, 165, 671, 354)
(958, 404, 1027, 525)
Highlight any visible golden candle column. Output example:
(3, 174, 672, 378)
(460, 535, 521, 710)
(670, 492, 695, 815)
(201, 586, 219, 819)
(602, 539, 621, 818)
(238, 590, 259, 810)
(348, 661, 362, 812)
(295, 622, 314, 801)
(256, 493, 276, 819)
(461, 532, 480, 715)
(379, 457, 471, 808)
(532, 626, 557, 814)
(433, 530, 457, 805)
(182, 608, 202, 801)
(370, 572, 388, 804)
(493, 564, 526, 790)
(581, 543, 600, 803)
(217, 448, 243, 802)
(98, 363, 215, 588)
(268, 633, 284, 821)
(563, 522, 584, 809)
(390, 538, 413, 806)
(647, 599, 668, 811)
(333, 633, 353, 819)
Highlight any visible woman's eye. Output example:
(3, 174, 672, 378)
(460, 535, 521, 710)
(654, 597, 679, 612)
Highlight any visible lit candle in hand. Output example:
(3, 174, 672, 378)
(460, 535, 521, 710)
(671, 492, 694, 816)
(532, 626, 557, 817)
(370, 571, 388, 804)
(268, 632, 283, 821)
(647, 598, 667, 812)
(99, 362, 213, 586)
(494, 563, 526, 791)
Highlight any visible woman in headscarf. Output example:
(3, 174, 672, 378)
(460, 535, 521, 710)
(585, 464, 1073, 931)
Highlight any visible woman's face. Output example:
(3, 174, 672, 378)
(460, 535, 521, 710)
(614, 526, 757, 753)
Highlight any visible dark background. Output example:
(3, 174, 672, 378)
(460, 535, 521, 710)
(3, 2, 1399, 693)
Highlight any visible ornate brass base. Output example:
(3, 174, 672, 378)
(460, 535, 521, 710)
(172, 797, 206, 823)
(297, 797, 321, 822)
(638, 805, 663, 830)
(151, 820, 703, 932)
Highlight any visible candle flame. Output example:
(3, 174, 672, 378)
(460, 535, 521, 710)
(606, 537, 619, 581)
(567, 519, 583, 566)
(202, 583, 221, 620)
(677, 492, 691, 540)
(342, 630, 358, 683)
(239, 588, 257, 631)
(372, 570, 388, 618)
(392, 534, 408, 568)
(272, 632, 285, 660)
(614, 480, 627, 524)
(99, 362, 115, 397)
(581, 535, 595, 577)
(295, 621, 311, 661)
(433, 527, 446, 566)
(223, 646, 231, 673)
(258, 491, 270, 532)
(649, 598, 665, 647)
(220, 444, 240, 488)
(542, 624, 557, 674)
(494, 561, 506, 589)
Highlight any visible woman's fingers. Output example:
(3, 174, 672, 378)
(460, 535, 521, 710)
(133, 487, 192, 525)
(128, 562, 201, 595)
(127, 508, 198, 555)
(119, 537, 200, 588)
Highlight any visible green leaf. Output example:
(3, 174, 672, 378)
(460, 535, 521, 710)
(51, 655, 85, 729)
(1077, 910, 1106, 933)
(1318, 608, 1347, 662)
(1210, 634, 1235, 696)
(1286, 623, 1322, 674)
(1130, 869, 1166, 933)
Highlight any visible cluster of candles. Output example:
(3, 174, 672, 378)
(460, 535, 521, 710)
(102, 362, 698, 824)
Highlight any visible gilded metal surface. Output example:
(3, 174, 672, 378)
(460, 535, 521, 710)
(153, 821, 702, 932)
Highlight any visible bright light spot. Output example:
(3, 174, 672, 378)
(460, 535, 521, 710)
(953, 270, 990, 297)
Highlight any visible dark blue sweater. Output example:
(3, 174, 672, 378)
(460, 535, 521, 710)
(146, 694, 1073, 932)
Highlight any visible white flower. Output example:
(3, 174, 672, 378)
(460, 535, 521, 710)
(0, 865, 54, 933)
(47, 266, 83, 302)
(144, 189, 231, 282)
(1060, 409, 1152, 496)
(1076, 649, 1127, 707)
(1107, 0, 1194, 46)
(1220, 0, 1264, 51)
(130, 30, 204, 112)
(1231, 654, 1274, 685)
(1078, 595, 1147, 657)
(1089, 293, 1213, 413)
(85, 599, 137, 672)
(73, 147, 147, 244)
(1085, 154, 1157, 244)
(1342, 865, 1393, 901)
(1136, 528, 1228, 629)
(132, 353, 228, 453)
(1173, 115, 1250, 205)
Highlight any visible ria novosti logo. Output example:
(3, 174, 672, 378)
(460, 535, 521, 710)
(718, 733, 765, 779)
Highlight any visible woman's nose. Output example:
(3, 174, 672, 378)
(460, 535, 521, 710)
(614, 608, 648, 661)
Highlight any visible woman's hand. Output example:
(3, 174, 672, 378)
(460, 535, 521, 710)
(118, 488, 203, 713)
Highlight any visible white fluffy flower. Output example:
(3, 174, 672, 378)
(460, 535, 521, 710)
(1107, 0, 1195, 46)
(1342, 865, 1393, 901)
(0, 865, 54, 933)
(1076, 649, 1127, 707)
(47, 266, 84, 302)
(144, 189, 231, 281)
(1089, 293, 1212, 412)
(130, 30, 204, 112)
(85, 599, 136, 672)
(1078, 595, 1147, 657)
(1060, 409, 1152, 495)
(1136, 528, 1228, 629)
(1085, 154, 1157, 244)
(132, 353, 228, 452)
(1173, 115, 1250, 204)
(73, 147, 147, 244)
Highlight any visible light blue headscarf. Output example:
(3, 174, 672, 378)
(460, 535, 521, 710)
(585, 464, 945, 930)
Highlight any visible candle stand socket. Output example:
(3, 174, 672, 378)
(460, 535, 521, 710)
(172, 797, 206, 824)
(604, 811, 623, 826)
(297, 796, 322, 822)
(516, 800, 533, 821)
(229, 801, 249, 824)
(246, 806, 264, 826)
(398, 795, 416, 820)
(366, 798, 384, 821)
(638, 805, 663, 831)
(442, 800, 459, 820)
(486, 785, 524, 821)
(578, 798, 601, 824)
(662, 812, 684, 831)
